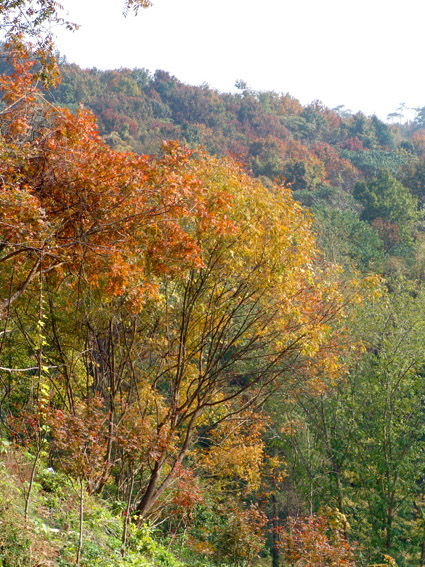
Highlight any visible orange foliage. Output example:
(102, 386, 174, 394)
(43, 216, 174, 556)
(169, 464, 204, 519)
(0, 45, 369, 537)
(0, 52, 235, 312)
(313, 142, 360, 188)
(277, 515, 356, 567)
(412, 130, 425, 158)
(48, 396, 111, 491)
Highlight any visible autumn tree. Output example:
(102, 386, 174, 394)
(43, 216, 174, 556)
(277, 515, 356, 567)
(0, 42, 358, 544)
(112, 155, 358, 520)
(49, 396, 111, 564)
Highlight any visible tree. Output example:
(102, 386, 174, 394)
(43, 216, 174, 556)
(414, 107, 425, 131)
(126, 155, 352, 519)
(277, 515, 356, 567)
(0, 4, 379, 564)
(353, 170, 420, 244)
(371, 115, 394, 149)
(347, 112, 378, 149)
(400, 158, 425, 208)
(0, 45, 357, 536)
(0, 48, 233, 318)
(313, 207, 385, 272)
(49, 397, 111, 564)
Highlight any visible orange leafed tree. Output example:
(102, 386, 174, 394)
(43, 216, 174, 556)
(0, 49, 236, 316)
(277, 515, 357, 567)
(109, 154, 360, 519)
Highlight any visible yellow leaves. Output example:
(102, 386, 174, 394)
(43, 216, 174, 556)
(199, 412, 268, 492)
(371, 556, 398, 567)
(139, 153, 371, 428)
(267, 454, 282, 470)
(360, 273, 383, 299)
(320, 506, 351, 534)
(186, 536, 216, 558)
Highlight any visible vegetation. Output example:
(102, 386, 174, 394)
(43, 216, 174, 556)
(4, 2, 425, 567)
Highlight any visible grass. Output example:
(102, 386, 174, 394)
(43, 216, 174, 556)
(0, 446, 187, 567)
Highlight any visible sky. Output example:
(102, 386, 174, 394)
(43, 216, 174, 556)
(54, 0, 425, 122)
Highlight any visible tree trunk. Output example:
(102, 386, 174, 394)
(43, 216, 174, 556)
(135, 459, 163, 517)
(76, 480, 85, 565)
(121, 464, 135, 557)
(24, 445, 41, 527)
(271, 493, 280, 567)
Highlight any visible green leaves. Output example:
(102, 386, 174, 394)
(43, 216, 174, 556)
(353, 170, 421, 252)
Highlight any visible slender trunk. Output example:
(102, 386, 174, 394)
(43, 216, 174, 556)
(24, 445, 41, 527)
(385, 503, 393, 550)
(94, 408, 115, 495)
(76, 480, 85, 565)
(121, 464, 135, 557)
(0, 258, 41, 317)
(25, 257, 43, 528)
(136, 450, 191, 518)
(271, 493, 279, 567)
(106, 407, 115, 465)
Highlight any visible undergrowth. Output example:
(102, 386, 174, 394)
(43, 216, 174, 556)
(0, 447, 202, 567)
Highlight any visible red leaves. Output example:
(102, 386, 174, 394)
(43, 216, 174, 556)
(48, 396, 111, 490)
(0, 53, 237, 311)
(341, 136, 365, 151)
(169, 464, 204, 518)
(276, 515, 356, 567)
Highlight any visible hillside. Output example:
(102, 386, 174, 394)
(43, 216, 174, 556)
(4, 10, 425, 565)
(48, 63, 425, 275)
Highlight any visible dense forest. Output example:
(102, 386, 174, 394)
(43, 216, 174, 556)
(3, 2, 425, 567)
(46, 59, 425, 276)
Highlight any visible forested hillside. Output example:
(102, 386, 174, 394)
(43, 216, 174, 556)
(2, 2, 425, 567)
(47, 62, 425, 276)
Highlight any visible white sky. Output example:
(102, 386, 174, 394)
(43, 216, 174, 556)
(54, 0, 425, 122)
